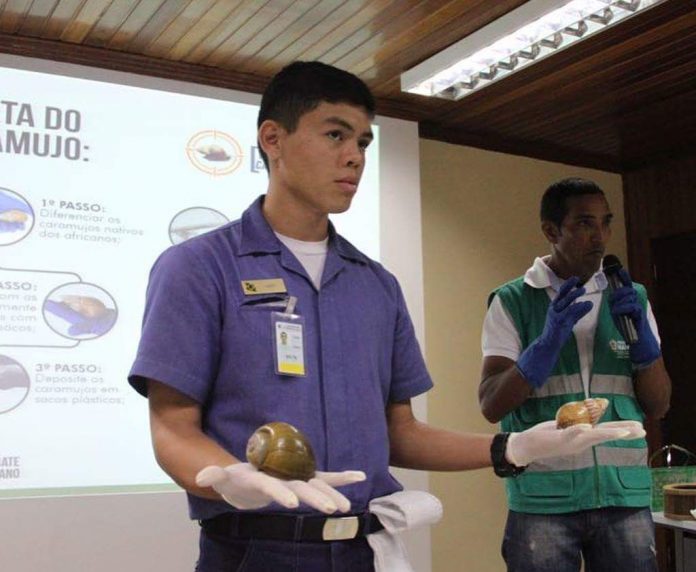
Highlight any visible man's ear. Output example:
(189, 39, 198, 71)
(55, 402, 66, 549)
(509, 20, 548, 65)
(258, 120, 284, 164)
(541, 220, 561, 244)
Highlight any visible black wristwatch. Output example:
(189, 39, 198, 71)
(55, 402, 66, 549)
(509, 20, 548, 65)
(491, 432, 526, 478)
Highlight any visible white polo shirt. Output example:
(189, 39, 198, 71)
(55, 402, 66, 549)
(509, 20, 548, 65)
(482, 256, 660, 395)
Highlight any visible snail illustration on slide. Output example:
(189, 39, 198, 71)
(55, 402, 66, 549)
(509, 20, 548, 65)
(196, 144, 231, 162)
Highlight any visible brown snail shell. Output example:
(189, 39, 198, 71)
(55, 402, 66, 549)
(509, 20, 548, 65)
(61, 295, 108, 318)
(246, 421, 316, 481)
(0, 209, 28, 223)
(556, 398, 609, 429)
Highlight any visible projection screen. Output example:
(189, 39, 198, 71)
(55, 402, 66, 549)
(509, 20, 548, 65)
(0, 54, 429, 572)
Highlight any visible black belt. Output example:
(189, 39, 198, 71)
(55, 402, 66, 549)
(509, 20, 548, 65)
(201, 511, 384, 542)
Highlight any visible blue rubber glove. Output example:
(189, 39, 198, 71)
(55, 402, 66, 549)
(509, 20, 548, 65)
(0, 363, 29, 390)
(44, 299, 117, 336)
(0, 190, 31, 213)
(608, 268, 660, 368)
(0, 191, 32, 233)
(67, 309, 116, 336)
(0, 220, 24, 232)
(516, 276, 593, 388)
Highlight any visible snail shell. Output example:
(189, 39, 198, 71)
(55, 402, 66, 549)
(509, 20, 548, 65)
(246, 422, 316, 481)
(556, 398, 609, 429)
(196, 144, 231, 162)
(0, 209, 28, 223)
(61, 295, 108, 318)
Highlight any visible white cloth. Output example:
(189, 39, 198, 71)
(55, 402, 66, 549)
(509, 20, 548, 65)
(482, 255, 660, 396)
(367, 491, 443, 572)
(274, 231, 328, 290)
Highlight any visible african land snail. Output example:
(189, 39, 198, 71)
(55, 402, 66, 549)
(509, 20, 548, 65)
(246, 421, 316, 481)
(555, 398, 609, 429)
(0, 209, 28, 223)
(61, 295, 108, 318)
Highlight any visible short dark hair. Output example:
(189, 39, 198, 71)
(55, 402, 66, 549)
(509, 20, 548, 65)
(257, 61, 375, 169)
(540, 177, 605, 227)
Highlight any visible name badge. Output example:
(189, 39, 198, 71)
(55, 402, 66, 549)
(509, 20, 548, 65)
(241, 278, 287, 295)
(272, 296, 306, 377)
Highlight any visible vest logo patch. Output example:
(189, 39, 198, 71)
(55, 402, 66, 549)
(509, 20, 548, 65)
(609, 339, 630, 359)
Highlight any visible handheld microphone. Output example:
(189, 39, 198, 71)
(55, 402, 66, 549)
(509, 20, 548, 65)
(602, 254, 639, 344)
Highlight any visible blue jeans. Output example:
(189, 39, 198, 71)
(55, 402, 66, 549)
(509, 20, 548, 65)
(195, 528, 375, 572)
(502, 507, 657, 572)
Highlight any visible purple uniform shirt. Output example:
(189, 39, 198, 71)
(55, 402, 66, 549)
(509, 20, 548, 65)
(129, 196, 433, 520)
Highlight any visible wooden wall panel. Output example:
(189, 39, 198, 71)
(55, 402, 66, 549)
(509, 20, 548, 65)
(623, 150, 696, 458)
(624, 150, 696, 292)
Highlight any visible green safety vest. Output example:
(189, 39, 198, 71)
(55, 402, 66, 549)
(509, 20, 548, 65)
(492, 277, 651, 514)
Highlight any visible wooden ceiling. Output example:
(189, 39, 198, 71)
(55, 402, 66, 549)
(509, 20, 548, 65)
(0, 0, 694, 173)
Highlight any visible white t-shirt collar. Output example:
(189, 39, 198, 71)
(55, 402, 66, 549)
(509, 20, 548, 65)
(524, 255, 607, 294)
(274, 232, 328, 254)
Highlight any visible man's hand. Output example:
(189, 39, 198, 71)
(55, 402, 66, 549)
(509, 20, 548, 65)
(506, 420, 645, 467)
(516, 277, 593, 388)
(195, 463, 366, 514)
(608, 268, 661, 367)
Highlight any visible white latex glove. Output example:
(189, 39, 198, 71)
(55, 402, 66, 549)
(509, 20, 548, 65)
(506, 420, 646, 467)
(195, 462, 366, 514)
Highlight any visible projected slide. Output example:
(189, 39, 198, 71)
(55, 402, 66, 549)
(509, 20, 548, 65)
(0, 64, 379, 497)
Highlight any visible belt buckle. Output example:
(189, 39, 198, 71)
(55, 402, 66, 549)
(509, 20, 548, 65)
(322, 516, 359, 541)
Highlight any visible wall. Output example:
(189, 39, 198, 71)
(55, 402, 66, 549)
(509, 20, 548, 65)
(623, 150, 696, 464)
(623, 151, 696, 292)
(419, 140, 625, 572)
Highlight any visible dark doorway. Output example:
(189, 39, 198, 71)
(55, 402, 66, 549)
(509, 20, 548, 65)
(652, 231, 696, 456)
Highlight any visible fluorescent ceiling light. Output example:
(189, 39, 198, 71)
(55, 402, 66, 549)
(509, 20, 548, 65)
(401, 0, 666, 100)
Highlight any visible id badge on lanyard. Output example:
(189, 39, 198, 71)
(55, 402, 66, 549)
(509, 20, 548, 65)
(272, 296, 306, 377)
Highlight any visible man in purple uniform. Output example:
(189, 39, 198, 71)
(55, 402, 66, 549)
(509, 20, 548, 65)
(129, 62, 644, 572)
